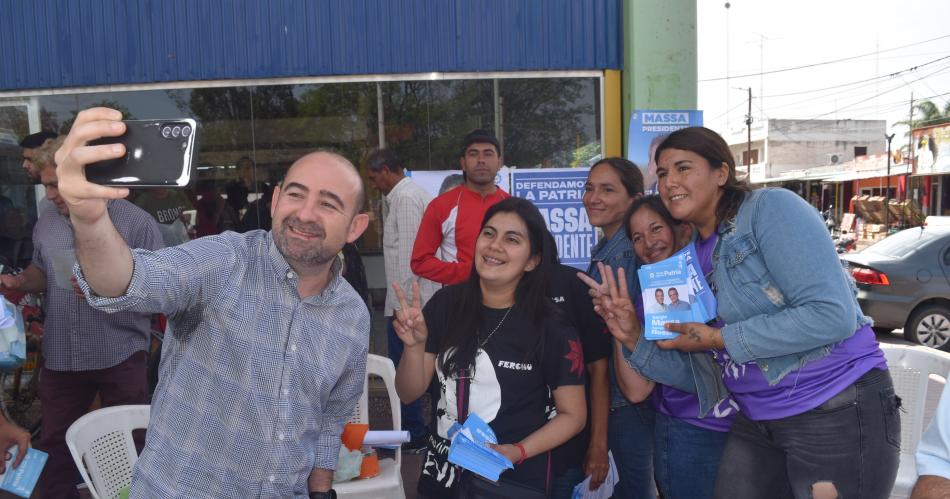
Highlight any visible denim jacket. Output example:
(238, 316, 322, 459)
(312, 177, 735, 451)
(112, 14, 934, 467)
(624, 188, 870, 417)
(588, 226, 641, 408)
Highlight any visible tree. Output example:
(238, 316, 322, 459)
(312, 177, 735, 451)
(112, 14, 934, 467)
(62, 100, 136, 133)
(894, 99, 950, 135)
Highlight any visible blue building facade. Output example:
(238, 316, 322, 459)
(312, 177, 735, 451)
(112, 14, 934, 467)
(1, 0, 627, 285)
(2, 0, 621, 91)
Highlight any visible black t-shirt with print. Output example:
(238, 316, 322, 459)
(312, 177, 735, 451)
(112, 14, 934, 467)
(548, 263, 611, 474)
(418, 284, 586, 494)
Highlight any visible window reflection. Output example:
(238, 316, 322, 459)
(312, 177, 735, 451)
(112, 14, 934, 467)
(0, 104, 38, 270)
(10, 76, 600, 257)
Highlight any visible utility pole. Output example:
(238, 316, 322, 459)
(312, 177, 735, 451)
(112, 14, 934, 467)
(909, 92, 915, 170)
(725, 2, 731, 131)
(885, 133, 894, 230)
(746, 87, 753, 169)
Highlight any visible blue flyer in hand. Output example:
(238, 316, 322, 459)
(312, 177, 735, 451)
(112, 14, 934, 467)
(674, 242, 717, 324)
(637, 253, 694, 340)
(0, 446, 48, 498)
(447, 413, 513, 482)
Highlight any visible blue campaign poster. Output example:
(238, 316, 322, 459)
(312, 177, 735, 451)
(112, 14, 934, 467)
(627, 110, 703, 193)
(511, 168, 596, 271)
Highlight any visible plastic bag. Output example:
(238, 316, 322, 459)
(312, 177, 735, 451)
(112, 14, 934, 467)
(333, 446, 363, 483)
(0, 297, 27, 370)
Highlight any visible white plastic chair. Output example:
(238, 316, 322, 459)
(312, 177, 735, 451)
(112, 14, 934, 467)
(881, 344, 950, 498)
(65, 404, 150, 499)
(336, 353, 406, 499)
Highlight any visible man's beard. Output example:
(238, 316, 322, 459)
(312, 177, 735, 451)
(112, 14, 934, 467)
(273, 216, 337, 267)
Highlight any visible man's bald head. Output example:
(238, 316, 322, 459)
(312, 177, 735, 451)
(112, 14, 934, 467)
(282, 151, 365, 216)
(269, 150, 370, 274)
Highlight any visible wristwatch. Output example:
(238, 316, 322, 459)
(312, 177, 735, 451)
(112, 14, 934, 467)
(308, 490, 337, 499)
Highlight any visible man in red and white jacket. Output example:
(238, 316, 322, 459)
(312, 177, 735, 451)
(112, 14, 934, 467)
(411, 129, 510, 285)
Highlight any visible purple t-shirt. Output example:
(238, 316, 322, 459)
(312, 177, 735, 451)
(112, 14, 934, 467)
(707, 229, 887, 420)
(640, 233, 737, 431)
(712, 326, 885, 420)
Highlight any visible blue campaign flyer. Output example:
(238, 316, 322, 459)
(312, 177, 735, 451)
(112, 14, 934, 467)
(0, 446, 48, 498)
(447, 413, 513, 483)
(675, 242, 717, 324)
(637, 254, 694, 340)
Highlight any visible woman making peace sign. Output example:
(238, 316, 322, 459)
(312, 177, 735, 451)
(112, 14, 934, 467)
(393, 198, 587, 497)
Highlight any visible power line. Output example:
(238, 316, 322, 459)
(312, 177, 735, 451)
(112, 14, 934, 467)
(710, 99, 748, 122)
(760, 60, 950, 112)
(760, 54, 950, 98)
(763, 62, 950, 114)
(700, 33, 950, 82)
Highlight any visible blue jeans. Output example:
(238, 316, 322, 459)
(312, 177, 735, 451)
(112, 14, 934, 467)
(713, 368, 901, 499)
(550, 465, 585, 499)
(387, 317, 428, 439)
(608, 401, 655, 499)
(654, 412, 728, 499)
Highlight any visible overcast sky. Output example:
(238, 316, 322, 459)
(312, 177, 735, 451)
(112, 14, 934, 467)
(697, 0, 950, 147)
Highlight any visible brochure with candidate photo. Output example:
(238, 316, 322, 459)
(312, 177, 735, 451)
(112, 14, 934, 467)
(637, 254, 695, 340)
(674, 242, 717, 324)
(0, 446, 47, 498)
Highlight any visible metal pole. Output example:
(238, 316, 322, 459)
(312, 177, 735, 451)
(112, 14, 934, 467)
(885, 133, 894, 230)
(746, 87, 753, 168)
(493, 79, 503, 154)
(725, 2, 731, 131)
(377, 83, 386, 149)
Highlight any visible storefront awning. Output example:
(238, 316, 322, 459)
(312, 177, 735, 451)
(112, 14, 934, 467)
(753, 170, 841, 184)
(822, 164, 912, 183)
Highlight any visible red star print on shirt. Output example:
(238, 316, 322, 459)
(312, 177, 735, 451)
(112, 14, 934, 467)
(564, 339, 585, 376)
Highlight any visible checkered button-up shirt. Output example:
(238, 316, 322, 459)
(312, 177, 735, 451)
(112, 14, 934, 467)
(382, 177, 439, 315)
(33, 200, 162, 371)
(79, 230, 369, 498)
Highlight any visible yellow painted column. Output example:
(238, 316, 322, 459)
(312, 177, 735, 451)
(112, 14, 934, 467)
(603, 70, 622, 158)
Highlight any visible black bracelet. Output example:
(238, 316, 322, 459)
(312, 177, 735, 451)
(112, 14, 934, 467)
(309, 491, 336, 499)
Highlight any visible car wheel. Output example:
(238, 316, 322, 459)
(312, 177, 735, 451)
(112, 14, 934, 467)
(906, 305, 950, 351)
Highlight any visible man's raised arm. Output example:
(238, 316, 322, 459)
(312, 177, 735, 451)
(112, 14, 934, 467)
(54, 108, 137, 298)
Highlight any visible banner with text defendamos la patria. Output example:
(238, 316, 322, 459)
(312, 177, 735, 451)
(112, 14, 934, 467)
(511, 168, 596, 271)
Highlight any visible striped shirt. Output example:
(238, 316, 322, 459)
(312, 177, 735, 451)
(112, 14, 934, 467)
(32, 200, 162, 371)
(78, 230, 369, 498)
(381, 177, 438, 315)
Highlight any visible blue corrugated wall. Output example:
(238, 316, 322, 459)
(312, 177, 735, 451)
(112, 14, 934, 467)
(2, 0, 622, 91)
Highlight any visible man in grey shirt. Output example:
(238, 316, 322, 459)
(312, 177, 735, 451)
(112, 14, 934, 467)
(365, 149, 438, 449)
(54, 107, 371, 499)
(0, 136, 163, 499)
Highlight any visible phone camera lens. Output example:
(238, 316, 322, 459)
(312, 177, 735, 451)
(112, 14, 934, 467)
(162, 126, 172, 138)
(182, 125, 192, 137)
(172, 126, 181, 138)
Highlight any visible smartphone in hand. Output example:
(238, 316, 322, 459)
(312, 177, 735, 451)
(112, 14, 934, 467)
(87, 119, 198, 188)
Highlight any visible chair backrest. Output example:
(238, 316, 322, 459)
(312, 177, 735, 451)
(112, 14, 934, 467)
(346, 354, 402, 466)
(881, 344, 950, 455)
(65, 405, 150, 499)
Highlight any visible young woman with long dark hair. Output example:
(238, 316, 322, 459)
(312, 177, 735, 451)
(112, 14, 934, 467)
(393, 198, 587, 497)
(580, 195, 737, 499)
(580, 157, 655, 498)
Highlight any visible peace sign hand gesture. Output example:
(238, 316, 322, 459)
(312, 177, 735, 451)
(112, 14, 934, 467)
(577, 262, 641, 351)
(392, 281, 428, 348)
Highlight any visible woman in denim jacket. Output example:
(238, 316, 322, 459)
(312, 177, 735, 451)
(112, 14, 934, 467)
(578, 158, 656, 498)
(614, 127, 899, 498)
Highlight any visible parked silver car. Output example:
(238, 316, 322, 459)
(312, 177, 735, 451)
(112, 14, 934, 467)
(841, 224, 950, 350)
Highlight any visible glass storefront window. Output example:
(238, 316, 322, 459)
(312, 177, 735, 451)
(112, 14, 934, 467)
(0, 103, 35, 270)
(4, 75, 601, 258)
